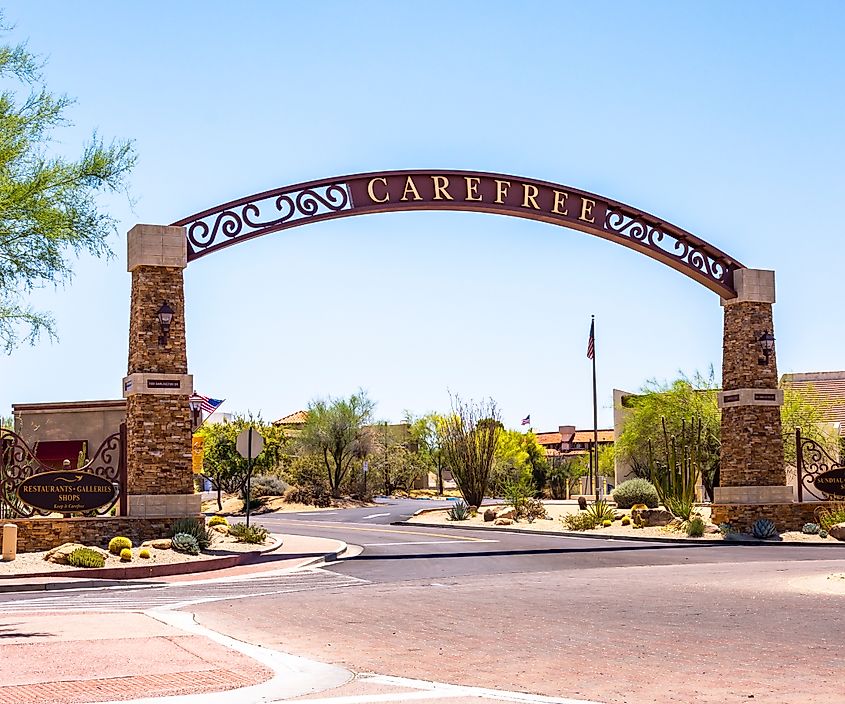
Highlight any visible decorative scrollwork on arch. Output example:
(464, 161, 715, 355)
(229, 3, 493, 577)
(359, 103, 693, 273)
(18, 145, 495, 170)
(604, 208, 731, 290)
(180, 183, 352, 257)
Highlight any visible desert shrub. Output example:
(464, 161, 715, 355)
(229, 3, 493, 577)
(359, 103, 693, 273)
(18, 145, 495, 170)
(207, 515, 229, 527)
(250, 475, 289, 497)
(283, 484, 332, 507)
(120, 548, 132, 561)
(815, 503, 845, 532)
(67, 547, 105, 568)
(562, 512, 598, 531)
(138, 548, 151, 559)
(504, 476, 533, 519)
(108, 536, 132, 555)
(172, 532, 200, 555)
(751, 518, 778, 539)
(802, 522, 820, 535)
(524, 498, 547, 523)
(586, 499, 615, 524)
(447, 501, 470, 521)
(612, 479, 660, 509)
(170, 517, 212, 550)
(228, 522, 269, 544)
(684, 515, 706, 537)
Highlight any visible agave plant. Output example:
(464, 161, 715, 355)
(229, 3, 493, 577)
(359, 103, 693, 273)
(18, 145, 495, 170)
(751, 518, 778, 539)
(447, 501, 470, 521)
(586, 498, 615, 524)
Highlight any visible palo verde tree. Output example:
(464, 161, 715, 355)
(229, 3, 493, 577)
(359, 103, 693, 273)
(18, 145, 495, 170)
(405, 411, 447, 494)
(299, 391, 375, 497)
(439, 396, 501, 507)
(0, 20, 136, 352)
(196, 414, 286, 510)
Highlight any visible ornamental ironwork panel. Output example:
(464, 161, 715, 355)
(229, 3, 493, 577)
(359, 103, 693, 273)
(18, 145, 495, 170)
(796, 428, 845, 501)
(0, 428, 125, 519)
(172, 170, 742, 298)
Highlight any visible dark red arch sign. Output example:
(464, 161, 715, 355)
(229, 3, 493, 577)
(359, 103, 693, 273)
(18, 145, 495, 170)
(173, 170, 743, 298)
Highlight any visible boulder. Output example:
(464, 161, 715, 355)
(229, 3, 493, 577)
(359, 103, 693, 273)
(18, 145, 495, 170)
(495, 507, 516, 520)
(577, 497, 587, 510)
(667, 517, 683, 530)
(632, 508, 674, 527)
(704, 524, 721, 534)
(483, 508, 497, 522)
(829, 522, 845, 541)
(44, 542, 86, 564)
(142, 538, 172, 550)
(211, 524, 229, 534)
(494, 517, 514, 526)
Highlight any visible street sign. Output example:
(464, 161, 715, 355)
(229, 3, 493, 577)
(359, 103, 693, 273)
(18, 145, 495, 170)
(236, 427, 264, 459)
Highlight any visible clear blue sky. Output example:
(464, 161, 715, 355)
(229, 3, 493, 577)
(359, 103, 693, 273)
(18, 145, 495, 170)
(1, 1, 843, 431)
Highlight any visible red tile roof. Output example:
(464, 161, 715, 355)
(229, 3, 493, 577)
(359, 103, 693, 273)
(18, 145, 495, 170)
(782, 371, 845, 435)
(274, 410, 309, 425)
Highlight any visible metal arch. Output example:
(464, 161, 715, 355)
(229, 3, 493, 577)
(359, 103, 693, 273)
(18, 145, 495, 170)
(172, 169, 744, 298)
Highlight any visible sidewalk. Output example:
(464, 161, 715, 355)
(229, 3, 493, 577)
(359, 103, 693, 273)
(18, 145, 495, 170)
(0, 533, 352, 704)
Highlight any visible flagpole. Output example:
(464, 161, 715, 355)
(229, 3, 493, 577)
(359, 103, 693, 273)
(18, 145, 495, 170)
(591, 315, 599, 501)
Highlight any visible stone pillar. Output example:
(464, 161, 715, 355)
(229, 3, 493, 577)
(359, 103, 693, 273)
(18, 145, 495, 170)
(123, 224, 200, 518)
(715, 269, 792, 504)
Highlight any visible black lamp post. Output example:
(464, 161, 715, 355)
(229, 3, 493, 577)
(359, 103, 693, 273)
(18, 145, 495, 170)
(189, 394, 203, 432)
(758, 331, 775, 365)
(157, 302, 174, 346)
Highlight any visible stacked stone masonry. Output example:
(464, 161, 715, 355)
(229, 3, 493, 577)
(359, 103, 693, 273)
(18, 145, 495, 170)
(2, 517, 199, 553)
(126, 261, 192, 498)
(720, 299, 785, 487)
(711, 502, 837, 533)
(128, 266, 187, 375)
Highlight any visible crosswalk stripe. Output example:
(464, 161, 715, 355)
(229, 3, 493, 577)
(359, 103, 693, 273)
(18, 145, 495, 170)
(0, 570, 366, 613)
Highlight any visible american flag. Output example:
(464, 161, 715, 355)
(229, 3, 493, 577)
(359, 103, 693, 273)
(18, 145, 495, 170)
(190, 393, 224, 414)
(521, 415, 530, 426)
(587, 319, 595, 360)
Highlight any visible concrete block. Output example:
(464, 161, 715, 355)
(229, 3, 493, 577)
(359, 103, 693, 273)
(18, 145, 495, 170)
(127, 224, 187, 271)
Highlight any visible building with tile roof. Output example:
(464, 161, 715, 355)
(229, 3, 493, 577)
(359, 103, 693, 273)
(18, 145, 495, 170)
(781, 371, 845, 437)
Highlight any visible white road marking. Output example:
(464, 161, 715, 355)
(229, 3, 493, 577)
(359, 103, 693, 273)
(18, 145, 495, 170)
(361, 674, 604, 704)
(362, 512, 392, 519)
(361, 540, 499, 546)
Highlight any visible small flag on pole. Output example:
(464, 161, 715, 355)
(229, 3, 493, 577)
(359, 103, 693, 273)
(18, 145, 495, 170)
(586, 319, 595, 360)
(521, 415, 531, 426)
(191, 393, 225, 414)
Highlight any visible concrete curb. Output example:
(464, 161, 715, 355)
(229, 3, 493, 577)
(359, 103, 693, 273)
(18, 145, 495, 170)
(398, 519, 845, 547)
(0, 535, 349, 592)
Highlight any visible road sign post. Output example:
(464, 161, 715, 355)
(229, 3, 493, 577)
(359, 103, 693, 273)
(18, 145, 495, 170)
(236, 427, 265, 527)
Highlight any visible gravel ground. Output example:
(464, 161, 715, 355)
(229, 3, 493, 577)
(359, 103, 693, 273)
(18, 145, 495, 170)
(408, 503, 837, 543)
(0, 532, 276, 576)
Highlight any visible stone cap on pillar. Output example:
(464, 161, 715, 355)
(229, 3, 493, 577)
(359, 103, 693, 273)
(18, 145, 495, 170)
(721, 268, 775, 306)
(127, 224, 187, 272)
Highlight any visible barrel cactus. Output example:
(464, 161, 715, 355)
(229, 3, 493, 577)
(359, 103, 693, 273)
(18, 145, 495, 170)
(108, 536, 132, 555)
(172, 532, 200, 555)
(751, 518, 778, 539)
(67, 547, 106, 568)
(802, 522, 820, 535)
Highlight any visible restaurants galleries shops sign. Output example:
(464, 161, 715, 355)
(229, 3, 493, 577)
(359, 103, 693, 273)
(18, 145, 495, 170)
(16, 471, 117, 513)
(175, 170, 742, 298)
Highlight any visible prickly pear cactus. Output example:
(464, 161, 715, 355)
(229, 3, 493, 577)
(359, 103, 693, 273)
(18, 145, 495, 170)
(172, 532, 200, 555)
(751, 518, 778, 539)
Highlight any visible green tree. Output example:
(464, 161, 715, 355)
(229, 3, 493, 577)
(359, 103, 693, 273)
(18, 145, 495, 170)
(406, 412, 447, 494)
(299, 391, 375, 496)
(0, 24, 136, 351)
(492, 429, 548, 496)
(196, 414, 286, 510)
